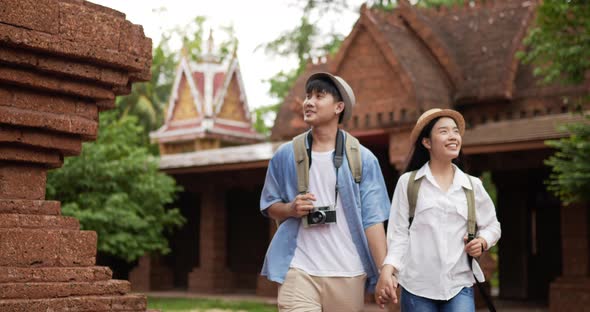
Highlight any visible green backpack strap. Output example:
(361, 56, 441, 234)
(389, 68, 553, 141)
(464, 175, 477, 239)
(292, 131, 310, 195)
(407, 170, 423, 228)
(344, 131, 362, 183)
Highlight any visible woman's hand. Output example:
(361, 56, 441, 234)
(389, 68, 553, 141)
(464, 236, 488, 258)
(375, 265, 398, 309)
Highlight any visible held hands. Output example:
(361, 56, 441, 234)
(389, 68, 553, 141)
(464, 235, 488, 258)
(375, 265, 398, 309)
(290, 193, 316, 218)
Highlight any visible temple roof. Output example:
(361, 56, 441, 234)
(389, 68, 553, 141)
(151, 35, 263, 145)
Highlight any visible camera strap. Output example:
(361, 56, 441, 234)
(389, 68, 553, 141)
(306, 129, 344, 205)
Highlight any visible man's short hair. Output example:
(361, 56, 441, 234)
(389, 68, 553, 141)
(305, 77, 345, 123)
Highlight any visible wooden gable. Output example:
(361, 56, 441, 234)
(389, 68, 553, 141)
(216, 73, 248, 123)
(171, 75, 201, 121)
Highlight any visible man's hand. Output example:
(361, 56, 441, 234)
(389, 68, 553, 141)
(290, 193, 316, 218)
(464, 235, 488, 258)
(375, 265, 398, 309)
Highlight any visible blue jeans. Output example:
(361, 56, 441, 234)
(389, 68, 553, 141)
(400, 287, 475, 312)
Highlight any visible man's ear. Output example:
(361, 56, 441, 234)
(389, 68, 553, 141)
(422, 137, 432, 150)
(335, 101, 345, 115)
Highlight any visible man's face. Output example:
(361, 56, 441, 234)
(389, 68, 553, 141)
(302, 90, 344, 126)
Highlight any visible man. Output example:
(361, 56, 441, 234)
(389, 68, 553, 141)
(260, 72, 390, 311)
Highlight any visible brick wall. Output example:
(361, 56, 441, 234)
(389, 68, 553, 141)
(0, 0, 153, 310)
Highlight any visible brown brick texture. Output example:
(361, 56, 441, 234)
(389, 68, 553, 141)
(0, 0, 153, 310)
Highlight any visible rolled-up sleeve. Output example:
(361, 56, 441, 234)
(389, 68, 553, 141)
(359, 152, 390, 229)
(473, 178, 501, 250)
(260, 155, 284, 217)
(383, 173, 410, 273)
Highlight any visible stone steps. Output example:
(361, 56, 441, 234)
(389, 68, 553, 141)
(0, 279, 130, 299)
(0, 228, 96, 267)
(0, 199, 61, 215)
(0, 214, 79, 230)
(0, 294, 147, 311)
(0, 266, 112, 283)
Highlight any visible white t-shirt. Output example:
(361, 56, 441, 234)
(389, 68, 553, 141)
(290, 150, 365, 277)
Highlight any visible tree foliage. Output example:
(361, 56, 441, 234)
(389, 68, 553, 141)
(519, 0, 590, 204)
(519, 0, 590, 85)
(545, 118, 590, 204)
(46, 111, 185, 262)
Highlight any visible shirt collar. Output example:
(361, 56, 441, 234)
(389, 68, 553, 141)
(414, 162, 473, 191)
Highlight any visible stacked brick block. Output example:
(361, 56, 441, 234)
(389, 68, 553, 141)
(0, 0, 154, 311)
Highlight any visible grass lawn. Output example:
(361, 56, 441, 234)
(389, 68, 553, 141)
(147, 297, 278, 312)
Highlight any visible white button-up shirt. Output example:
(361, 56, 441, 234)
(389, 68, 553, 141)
(383, 163, 501, 300)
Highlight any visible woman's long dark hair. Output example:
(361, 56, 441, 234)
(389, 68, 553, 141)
(404, 116, 464, 173)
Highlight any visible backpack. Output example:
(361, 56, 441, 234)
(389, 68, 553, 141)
(292, 129, 362, 195)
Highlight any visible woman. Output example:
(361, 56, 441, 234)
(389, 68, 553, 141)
(375, 109, 501, 311)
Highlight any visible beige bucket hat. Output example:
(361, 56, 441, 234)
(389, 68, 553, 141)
(409, 108, 466, 144)
(306, 72, 355, 123)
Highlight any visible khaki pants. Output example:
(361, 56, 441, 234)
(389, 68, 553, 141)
(277, 268, 366, 312)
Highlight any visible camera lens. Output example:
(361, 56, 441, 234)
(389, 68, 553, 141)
(310, 210, 326, 224)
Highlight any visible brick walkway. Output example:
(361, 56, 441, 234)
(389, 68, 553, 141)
(143, 291, 548, 312)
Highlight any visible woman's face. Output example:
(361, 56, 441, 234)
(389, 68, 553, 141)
(422, 117, 462, 161)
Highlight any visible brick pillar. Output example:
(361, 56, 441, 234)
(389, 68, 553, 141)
(129, 255, 151, 292)
(0, 1, 153, 311)
(549, 203, 590, 311)
(188, 186, 232, 293)
(256, 219, 279, 297)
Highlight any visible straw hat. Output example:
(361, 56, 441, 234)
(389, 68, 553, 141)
(306, 72, 355, 123)
(409, 108, 466, 145)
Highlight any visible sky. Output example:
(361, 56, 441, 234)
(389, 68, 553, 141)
(88, 0, 367, 110)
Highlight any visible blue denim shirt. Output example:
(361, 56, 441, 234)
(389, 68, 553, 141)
(259, 135, 390, 292)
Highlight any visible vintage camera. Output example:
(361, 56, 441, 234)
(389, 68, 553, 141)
(303, 205, 337, 227)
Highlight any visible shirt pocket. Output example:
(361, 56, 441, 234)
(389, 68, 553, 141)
(411, 197, 438, 229)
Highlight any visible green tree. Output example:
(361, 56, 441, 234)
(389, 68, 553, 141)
(545, 119, 590, 204)
(115, 31, 180, 140)
(46, 111, 185, 262)
(519, 0, 590, 204)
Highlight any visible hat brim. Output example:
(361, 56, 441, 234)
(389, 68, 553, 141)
(306, 72, 354, 123)
(409, 109, 466, 145)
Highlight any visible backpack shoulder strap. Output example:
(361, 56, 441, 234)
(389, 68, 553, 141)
(407, 170, 423, 228)
(293, 131, 310, 195)
(344, 131, 362, 183)
(464, 175, 477, 238)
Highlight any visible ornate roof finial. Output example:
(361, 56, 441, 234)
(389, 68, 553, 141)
(207, 29, 214, 55)
(181, 43, 189, 58)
